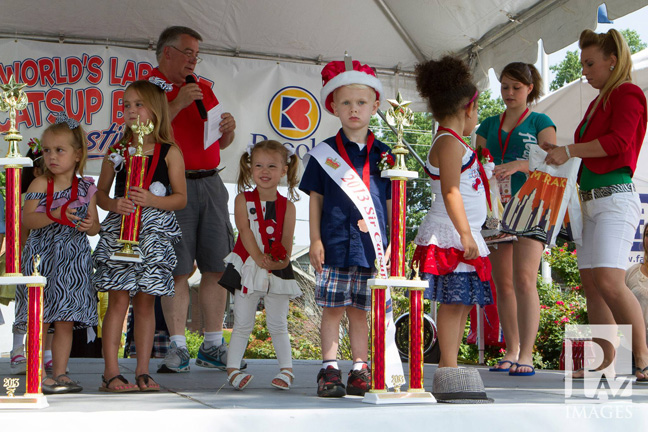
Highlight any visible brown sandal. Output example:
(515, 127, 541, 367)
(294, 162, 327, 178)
(136, 374, 160, 392)
(99, 374, 138, 393)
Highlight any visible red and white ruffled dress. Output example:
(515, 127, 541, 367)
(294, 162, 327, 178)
(219, 190, 301, 299)
(412, 132, 493, 306)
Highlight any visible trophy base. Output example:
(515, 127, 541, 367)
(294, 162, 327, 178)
(0, 156, 34, 168)
(362, 390, 436, 405)
(0, 394, 48, 409)
(381, 169, 419, 180)
(0, 275, 47, 285)
(367, 278, 429, 289)
(111, 252, 142, 263)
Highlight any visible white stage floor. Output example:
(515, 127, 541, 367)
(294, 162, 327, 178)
(1, 358, 647, 431)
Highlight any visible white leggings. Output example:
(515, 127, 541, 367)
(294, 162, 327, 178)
(226, 290, 293, 369)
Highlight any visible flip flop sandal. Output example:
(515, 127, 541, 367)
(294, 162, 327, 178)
(565, 368, 585, 381)
(489, 360, 515, 372)
(227, 370, 253, 391)
(271, 370, 295, 390)
(635, 366, 648, 384)
(136, 374, 160, 392)
(508, 363, 536, 376)
(99, 374, 139, 393)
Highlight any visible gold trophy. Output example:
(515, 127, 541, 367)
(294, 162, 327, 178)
(364, 90, 434, 404)
(0, 77, 48, 409)
(111, 116, 154, 262)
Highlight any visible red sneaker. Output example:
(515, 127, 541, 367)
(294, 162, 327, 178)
(316, 366, 346, 397)
(347, 364, 371, 396)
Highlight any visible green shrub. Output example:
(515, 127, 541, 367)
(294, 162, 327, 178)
(535, 280, 588, 369)
(185, 329, 204, 358)
(543, 242, 580, 288)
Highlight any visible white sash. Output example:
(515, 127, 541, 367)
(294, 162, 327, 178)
(306, 142, 404, 387)
(306, 143, 388, 277)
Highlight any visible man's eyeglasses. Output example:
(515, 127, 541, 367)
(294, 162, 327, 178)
(169, 45, 203, 64)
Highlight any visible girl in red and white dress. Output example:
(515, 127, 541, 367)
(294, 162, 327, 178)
(412, 56, 493, 368)
(219, 140, 301, 390)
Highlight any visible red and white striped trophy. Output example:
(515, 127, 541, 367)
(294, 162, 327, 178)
(363, 93, 434, 404)
(0, 76, 48, 409)
(110, 116, 154, 263)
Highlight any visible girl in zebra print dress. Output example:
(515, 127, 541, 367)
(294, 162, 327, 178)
(93, 80, 186, 392)
(18, 118, 101, 394)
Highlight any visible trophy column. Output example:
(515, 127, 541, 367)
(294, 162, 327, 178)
(25, 258, 46, 397)
(363, 93, 434, 404)
(369, 285, 387, 392)
(0, 77, 48, 409)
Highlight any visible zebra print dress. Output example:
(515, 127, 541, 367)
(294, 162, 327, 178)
(92, 143, 181, 297)
(13, 177, 98, 332)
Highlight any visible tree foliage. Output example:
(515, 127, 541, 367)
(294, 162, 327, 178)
(621, 28, 647, 54)
(549, 28, 646, 91)
(477, 89, 505, 123)
(549, 50, 581, 91)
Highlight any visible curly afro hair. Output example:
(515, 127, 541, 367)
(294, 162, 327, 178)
(415, 56, 477, 120)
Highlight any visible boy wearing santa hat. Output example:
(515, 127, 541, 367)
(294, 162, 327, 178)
(300, 60, 392, 397)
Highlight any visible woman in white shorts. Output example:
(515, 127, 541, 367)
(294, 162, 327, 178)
(544, 29, 648, 381)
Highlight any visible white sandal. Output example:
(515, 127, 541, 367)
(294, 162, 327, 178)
(271, 369, 295, 390)
(227, 370, 253, 391)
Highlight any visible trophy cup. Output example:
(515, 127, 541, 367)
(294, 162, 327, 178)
(0, 76, 33, 277)
(0, 77, 48, 409)
(111, 116, 154, 263)
(363, 92, 434, 404)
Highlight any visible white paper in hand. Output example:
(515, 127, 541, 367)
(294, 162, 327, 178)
(204, 103, 224, 150)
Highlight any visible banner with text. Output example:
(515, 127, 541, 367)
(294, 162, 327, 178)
(0, 39, 409, 183)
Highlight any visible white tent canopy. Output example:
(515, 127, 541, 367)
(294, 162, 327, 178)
(1, 0, 647, 182)
(1, 0, 647, 107)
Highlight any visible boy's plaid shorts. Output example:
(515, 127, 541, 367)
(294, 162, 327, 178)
(315, 265, 374, 311)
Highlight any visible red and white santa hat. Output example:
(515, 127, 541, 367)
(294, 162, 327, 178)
(320, 60, 384, 115)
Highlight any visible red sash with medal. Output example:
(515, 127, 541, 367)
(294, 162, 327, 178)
(46, 176, 79, 227)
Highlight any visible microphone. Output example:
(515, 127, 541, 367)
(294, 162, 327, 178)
(185, 75, 207, 120)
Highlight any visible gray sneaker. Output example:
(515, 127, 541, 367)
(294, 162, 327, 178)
(157, 341, 191, 373)
(195, 341, 247, 370)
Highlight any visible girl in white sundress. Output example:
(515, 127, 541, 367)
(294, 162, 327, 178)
(412, 56, 494, 370)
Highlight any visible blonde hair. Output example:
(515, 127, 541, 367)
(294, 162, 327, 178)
(41, 122, 88, 178)
(333, 83, 377, 101)
(579, 29, 633, 109)
(237, 140, 300, 201)
(120, 80, 176, 149)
